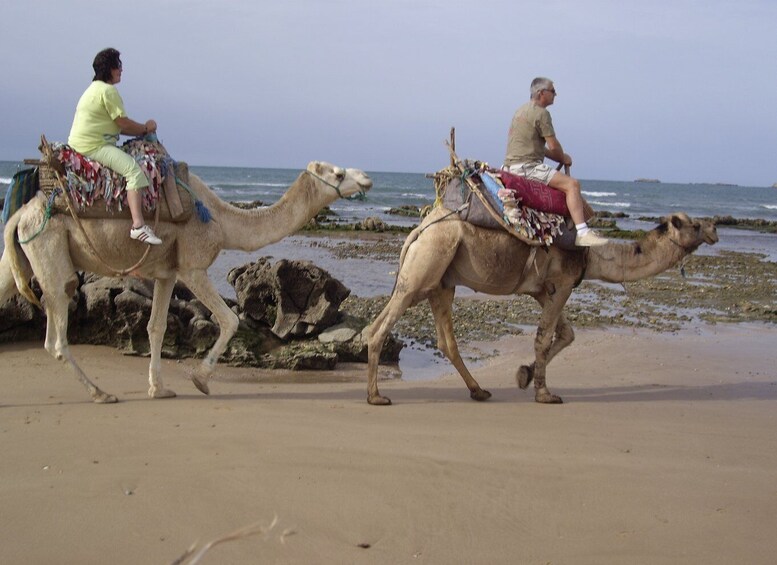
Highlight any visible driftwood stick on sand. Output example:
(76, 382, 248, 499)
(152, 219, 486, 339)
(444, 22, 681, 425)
(169, 516, 296, 565)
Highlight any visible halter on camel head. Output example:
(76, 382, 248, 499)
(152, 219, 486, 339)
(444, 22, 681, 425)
(304, 167, 367, 201)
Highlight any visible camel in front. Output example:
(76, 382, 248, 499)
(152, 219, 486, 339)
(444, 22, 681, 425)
(1, 162, 372, 403)
(365, 209, 718, 405)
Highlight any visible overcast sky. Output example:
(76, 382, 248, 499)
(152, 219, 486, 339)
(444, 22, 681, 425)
(1, 0, 775, 186)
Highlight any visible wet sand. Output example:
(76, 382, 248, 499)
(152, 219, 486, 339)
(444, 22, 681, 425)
(1, 324, 775, 564)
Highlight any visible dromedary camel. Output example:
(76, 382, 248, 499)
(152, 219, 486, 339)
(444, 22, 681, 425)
(1, 161, 372, 403)
(366, 208, 718, 405)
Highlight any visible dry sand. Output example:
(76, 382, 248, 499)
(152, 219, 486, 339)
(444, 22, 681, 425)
(1, 322, 776, 564)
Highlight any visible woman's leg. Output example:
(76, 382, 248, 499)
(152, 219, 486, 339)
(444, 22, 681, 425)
(85, 145, 161, 243)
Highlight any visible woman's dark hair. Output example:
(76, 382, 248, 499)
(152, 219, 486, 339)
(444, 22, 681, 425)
(92, 48, 121, 82)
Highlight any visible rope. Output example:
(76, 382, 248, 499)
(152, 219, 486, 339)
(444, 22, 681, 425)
(417, 204, 467, 236)
(175, 176, 212, 223)
(303, 169, 366, 200)
(17, 189, 58, 244)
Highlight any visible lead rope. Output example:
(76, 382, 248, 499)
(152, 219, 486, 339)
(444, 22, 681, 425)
(50, 164, 159, 276)
(17, 189, 58, 244)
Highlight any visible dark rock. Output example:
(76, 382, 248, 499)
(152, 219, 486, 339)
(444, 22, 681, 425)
(387, 205, 422, 217)
(229, 258, 350, 339)
(0, 257, 402, 371)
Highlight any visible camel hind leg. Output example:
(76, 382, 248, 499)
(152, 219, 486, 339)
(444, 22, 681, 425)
(365, 290, 416, 405)
(35, 264, 117, 404)
(365, 223, 462, 405)
(0, 248, 23, 304)
(428, 287, 491, 401)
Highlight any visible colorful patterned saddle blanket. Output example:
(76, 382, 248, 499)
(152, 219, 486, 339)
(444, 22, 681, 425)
(437, 161, 594, 248)
(43, 138, 193, 223)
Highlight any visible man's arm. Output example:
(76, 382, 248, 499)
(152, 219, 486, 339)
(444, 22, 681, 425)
(115, 117, 157, 137)
(544, 135, 572, 166)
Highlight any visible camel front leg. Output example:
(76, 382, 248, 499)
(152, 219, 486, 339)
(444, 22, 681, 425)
(147, 277, 176, 398)
(428, 288, 491, 402)
(525, 287, 574, 404)
(178, 270, 239, 395)
(517, 312, 574, 390)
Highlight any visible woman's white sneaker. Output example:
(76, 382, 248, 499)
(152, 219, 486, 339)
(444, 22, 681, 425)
(574, 230, 608, 247)
(130, 225, 162, 245)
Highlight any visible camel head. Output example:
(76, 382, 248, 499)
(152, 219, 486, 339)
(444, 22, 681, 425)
(305, 161, 372, 200)
(656, 212, 719, 252)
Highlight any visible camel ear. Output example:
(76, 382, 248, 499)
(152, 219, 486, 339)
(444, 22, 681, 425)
(314, 162, 325, 176)
(670, 215, 683, 230)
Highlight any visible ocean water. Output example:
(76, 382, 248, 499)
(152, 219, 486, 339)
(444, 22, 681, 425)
(2, 160, 776, 265)
(2, 160, 775, 224)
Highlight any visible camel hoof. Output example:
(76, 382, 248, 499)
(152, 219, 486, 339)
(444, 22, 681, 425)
(535, 392, 563, 404)
(191, 375, 210, 395)
(368, 395, 392, 406)
(470, 388, 492, 402)
(150, 387, 177, 399)
(516, 366, 534, 389)
(93, 392, 118, 404)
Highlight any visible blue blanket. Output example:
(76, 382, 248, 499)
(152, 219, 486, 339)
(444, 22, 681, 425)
(2, 167, 39, 224)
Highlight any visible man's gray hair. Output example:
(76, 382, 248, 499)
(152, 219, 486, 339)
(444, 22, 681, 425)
(530, 77, 553, 99)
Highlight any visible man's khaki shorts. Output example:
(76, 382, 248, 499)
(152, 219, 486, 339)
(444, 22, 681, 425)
(506, 162, 557, 185)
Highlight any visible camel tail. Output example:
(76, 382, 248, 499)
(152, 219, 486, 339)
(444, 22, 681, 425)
(2, 211, 41, 309)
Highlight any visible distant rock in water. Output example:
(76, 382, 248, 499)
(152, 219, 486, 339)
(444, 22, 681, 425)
(387, 205, 422, 217)
(634, 178, 661, 183)
(229, 200, 266, 209)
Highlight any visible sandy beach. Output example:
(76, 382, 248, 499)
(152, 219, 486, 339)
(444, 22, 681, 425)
(1, 319, 776, 564)
(1, 220, 776, 564)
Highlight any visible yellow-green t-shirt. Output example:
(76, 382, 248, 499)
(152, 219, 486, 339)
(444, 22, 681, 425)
(504, 101, 556, 166)
(68, 81, 126, 154)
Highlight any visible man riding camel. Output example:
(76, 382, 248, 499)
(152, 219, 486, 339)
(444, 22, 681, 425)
(504, 77, 607, 247)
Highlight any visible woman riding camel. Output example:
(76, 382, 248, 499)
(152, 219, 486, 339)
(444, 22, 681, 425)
(68, 47, 162, 245)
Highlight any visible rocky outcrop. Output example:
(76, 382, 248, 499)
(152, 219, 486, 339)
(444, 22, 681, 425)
(0, 259, 402, 370)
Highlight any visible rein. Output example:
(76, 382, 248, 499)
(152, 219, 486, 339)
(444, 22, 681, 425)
(304, 170, 365, 200)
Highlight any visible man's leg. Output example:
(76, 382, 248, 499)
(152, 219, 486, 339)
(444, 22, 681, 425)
(547, 171, 607, 246)
(547, 171, 586, 226)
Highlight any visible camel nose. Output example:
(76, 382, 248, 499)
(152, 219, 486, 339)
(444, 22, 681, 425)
(705, 224, 719, 244)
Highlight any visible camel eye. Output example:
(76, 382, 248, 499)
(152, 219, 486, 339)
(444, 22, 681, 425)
(335, 170, 345, 181)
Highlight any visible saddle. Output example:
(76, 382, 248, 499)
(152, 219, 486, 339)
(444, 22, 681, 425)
(434, 146, 595, 249)
(26, 135, 195, 223)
